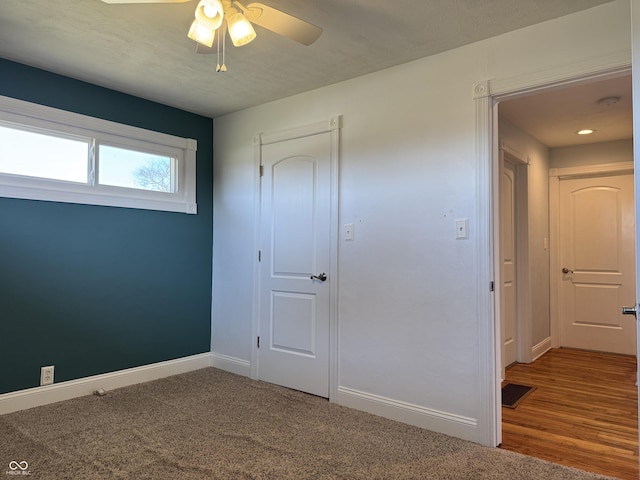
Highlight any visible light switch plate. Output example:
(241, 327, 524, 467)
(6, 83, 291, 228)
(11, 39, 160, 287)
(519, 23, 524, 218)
(344, 223, 354, 241)
(455, 218, 469, 240)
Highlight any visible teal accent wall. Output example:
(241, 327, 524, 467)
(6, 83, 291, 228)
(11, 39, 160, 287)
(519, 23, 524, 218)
(0, 59, 213, 394)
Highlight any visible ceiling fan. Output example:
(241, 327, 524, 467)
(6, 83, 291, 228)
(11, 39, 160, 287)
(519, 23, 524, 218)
(101, 0, 322, 70)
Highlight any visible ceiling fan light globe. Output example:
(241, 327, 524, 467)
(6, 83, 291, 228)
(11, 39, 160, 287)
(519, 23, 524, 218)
(227, 9, 256, 46)
(187, 19, 215, 47)
(195, 0, 224, 30)
(203, 4, 218, 18)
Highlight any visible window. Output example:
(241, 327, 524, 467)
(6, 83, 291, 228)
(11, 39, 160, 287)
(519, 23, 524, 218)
(0, 96, 197, 214)
(0, 124, 90, 183)
(98, 146, 175, 192)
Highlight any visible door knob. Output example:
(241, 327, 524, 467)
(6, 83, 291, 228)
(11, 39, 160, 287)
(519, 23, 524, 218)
(310, 273, 327, 282)
(562, 267, 574, 274)
(622, 305, 637, 317)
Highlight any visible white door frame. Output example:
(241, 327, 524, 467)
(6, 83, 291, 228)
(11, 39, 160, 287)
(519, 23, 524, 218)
(549, 162, 635, 348)
(499, 143, 532, 378)
(250, 116, 342, 401)
(473, 54, 631, 447)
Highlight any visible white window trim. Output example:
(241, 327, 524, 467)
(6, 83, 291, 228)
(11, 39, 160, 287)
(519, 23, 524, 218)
(0, 95, 197, 214)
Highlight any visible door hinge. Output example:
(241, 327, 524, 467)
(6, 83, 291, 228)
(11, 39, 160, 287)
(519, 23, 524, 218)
(259, 165, 264, 177)
(258, 250, 261, 262)
(490, 281, 495, 292)
(257, 336, 260, 348)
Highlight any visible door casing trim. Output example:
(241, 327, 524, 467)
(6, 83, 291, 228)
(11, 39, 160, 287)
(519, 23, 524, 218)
(474, 51, 631, 447)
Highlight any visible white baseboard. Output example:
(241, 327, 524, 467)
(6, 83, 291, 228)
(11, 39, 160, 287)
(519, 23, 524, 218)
(210, 352, 251, 377)
(0, 353, 213, 415)
(531, 337, 552, 362)
(335, 386, 478, 443)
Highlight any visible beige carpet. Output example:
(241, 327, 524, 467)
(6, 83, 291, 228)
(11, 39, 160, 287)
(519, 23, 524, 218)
(0, 368, 618, 479)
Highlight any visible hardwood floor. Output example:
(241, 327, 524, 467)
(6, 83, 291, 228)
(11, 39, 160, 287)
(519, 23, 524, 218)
(501, 348, 638, 480)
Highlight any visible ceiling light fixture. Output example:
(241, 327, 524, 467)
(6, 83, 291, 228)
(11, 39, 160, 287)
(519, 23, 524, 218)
(187, 0, 224, 47)
(186, 0, 259, 70)
(196, 0, 224, 30)
(226, 7, 256, 46)
(597, 96, 621, 108)
(188, 19, 217, 47)
(576, 129, 595, 135)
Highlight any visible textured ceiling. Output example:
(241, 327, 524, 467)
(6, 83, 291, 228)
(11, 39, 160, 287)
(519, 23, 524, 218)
(0, 0, 615, 118)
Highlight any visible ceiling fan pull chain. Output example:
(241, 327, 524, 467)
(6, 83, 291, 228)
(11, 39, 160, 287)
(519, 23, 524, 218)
(215, 29, 222, 72)
(220, 23, 227, 72)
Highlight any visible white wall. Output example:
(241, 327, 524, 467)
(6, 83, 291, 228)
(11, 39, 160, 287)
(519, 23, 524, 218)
(212, 0, 631, 444)
(550, 139, 633, 168)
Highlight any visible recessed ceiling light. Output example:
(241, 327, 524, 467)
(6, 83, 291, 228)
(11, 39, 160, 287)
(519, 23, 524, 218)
(577, 129, 595, 135)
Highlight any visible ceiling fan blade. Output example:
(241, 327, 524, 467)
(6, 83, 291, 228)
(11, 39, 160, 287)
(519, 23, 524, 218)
(243, 3, 322, 46)
(101, 0, 190, 4)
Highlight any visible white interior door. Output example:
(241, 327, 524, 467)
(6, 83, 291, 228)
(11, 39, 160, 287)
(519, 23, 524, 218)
(258, 132, 331, 398)
(631, 0, 640, 466)
(501, 160, 517, 372)
(558, 174, 636, 355)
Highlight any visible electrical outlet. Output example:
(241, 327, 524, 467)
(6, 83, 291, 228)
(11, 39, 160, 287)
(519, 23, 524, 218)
(40, 365, 54, 386)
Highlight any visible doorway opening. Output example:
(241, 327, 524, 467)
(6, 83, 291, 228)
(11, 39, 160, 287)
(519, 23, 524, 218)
(494, 71, 637, 476)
